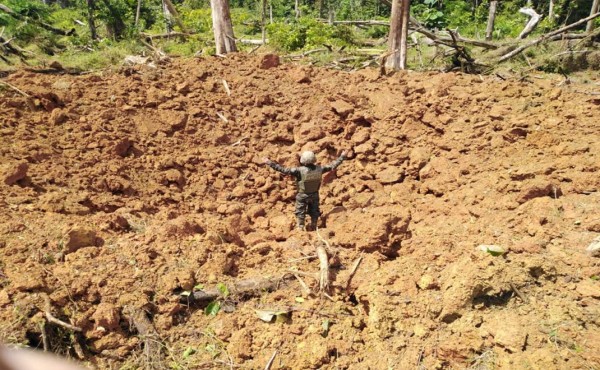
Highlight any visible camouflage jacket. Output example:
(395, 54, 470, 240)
(266, 155, 345, 194)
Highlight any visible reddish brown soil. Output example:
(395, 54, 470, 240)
(0, 54, 599, 369)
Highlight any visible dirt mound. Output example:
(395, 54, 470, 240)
(0, 54, 599, 369)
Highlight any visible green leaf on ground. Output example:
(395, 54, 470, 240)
(216, 283, 229, 298)
(204, 301, 221, 316)
(182, 347, 196, 359)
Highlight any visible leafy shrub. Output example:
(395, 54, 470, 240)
(267, 17, 349, 51)
(413, 0, 447, 29)
(180, 8, 212, 33)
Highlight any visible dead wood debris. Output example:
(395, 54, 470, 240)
(181, 275, 294, 305)
(124, 306, 166, 370)
(42, 294, 82, 332)
(509, 282, 529, 304)
(344, 255, 363, 294)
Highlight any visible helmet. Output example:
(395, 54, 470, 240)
(300, 151, 316, 165)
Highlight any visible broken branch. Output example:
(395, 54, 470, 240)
(316, 246, 330, 292)
(264, 350, 278, 370)
(0, 81, 30, 97)
(518, 8, 542, 39)
(123, 306, 165, 370)
(181, 275, 294, 305)
(42, 294, 82, 332)
(509, 282, 529, 304)
(292, 273, 311, 295)
(497, 12, 600, 63)
(344, 255, 363, 293)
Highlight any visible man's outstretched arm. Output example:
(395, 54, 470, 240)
(263, 158, 300, 177)
(322, 150, 348, 172)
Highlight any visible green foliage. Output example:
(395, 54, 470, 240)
(54, 40, 144, 69)
(180, 7, 212, 33)
(267, 17, 351, 51)
(0, 0, 52, 44)
(216, 283, 229, 298)
(204, 301, 221, 316)
(413, 0, 446, 29)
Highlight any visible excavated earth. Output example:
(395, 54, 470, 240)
(0, 54, 599, 369)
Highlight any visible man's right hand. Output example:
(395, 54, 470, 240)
(262, 157, 271, 164)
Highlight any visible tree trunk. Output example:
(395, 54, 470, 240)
(387, 0, 409, 69)
(295, 0, 300, 20)
(387, 0, 402, 69)
(101, 0, 126, 39)
(269, 3, 273, 23)
(86, 0, 97, 40)
(485, 0, 498, 40)
(262, 0, 267, 43)
(210, 0, 237, 54)
(399, 0, 410, 69)
(135, 0, 142, 28)
(586, 0, 600, 32)
(548, 0, 554, 21)
(162, 0, 172, 33)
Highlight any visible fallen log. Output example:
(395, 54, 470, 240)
(0, 35, 28, 62)
(497, 12, 600, 63)
(324, 17, 499, 49)
(141, 31, 196, 40)
(239, 38, 268, 45)
(329, 20, 390, 26)
(181, 275, 293, 304)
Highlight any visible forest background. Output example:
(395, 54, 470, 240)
(0, 0, 598, 74)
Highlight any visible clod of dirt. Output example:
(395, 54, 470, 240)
(331, 100, 354, 119)
(49, 108, 68, 125)
(259, 54, 280, 69)
(112, 138, 132, 157)
(587, 236, 600, 257)
(516, 181, 562, 204)
(92, 302, 121, 331)
(376, 166, 404, 184)
(290, 67, 311, 83)
(417, 274, 438, 290)
(63, 226, 101, 254)
(1, 161, 28, 185)
(328, 207, 410, 255)
(485, 312, 528, 353)
(576, 279, 600, 298)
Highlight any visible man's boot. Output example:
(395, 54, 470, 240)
(296, 217, 305, 231)
(309, 217, 318, 231)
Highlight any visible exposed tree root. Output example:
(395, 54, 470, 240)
(123, 306, 166, 370)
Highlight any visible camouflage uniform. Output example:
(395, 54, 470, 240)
(266, 154, 345, 230)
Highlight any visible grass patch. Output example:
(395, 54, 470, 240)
(50, 40, 146, 70)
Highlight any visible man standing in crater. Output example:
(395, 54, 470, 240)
(263, 150, 348, 231)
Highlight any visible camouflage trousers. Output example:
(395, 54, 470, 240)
(294, 192, 320, 228)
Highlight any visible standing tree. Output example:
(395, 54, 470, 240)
(135, 0, 142, 27)
(86, 0, 98, 39)
(387, 0, 410, 70)
(485, 0, 498, 40)
(210, 0, 237, 54)
(586, 0, 599, 32)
